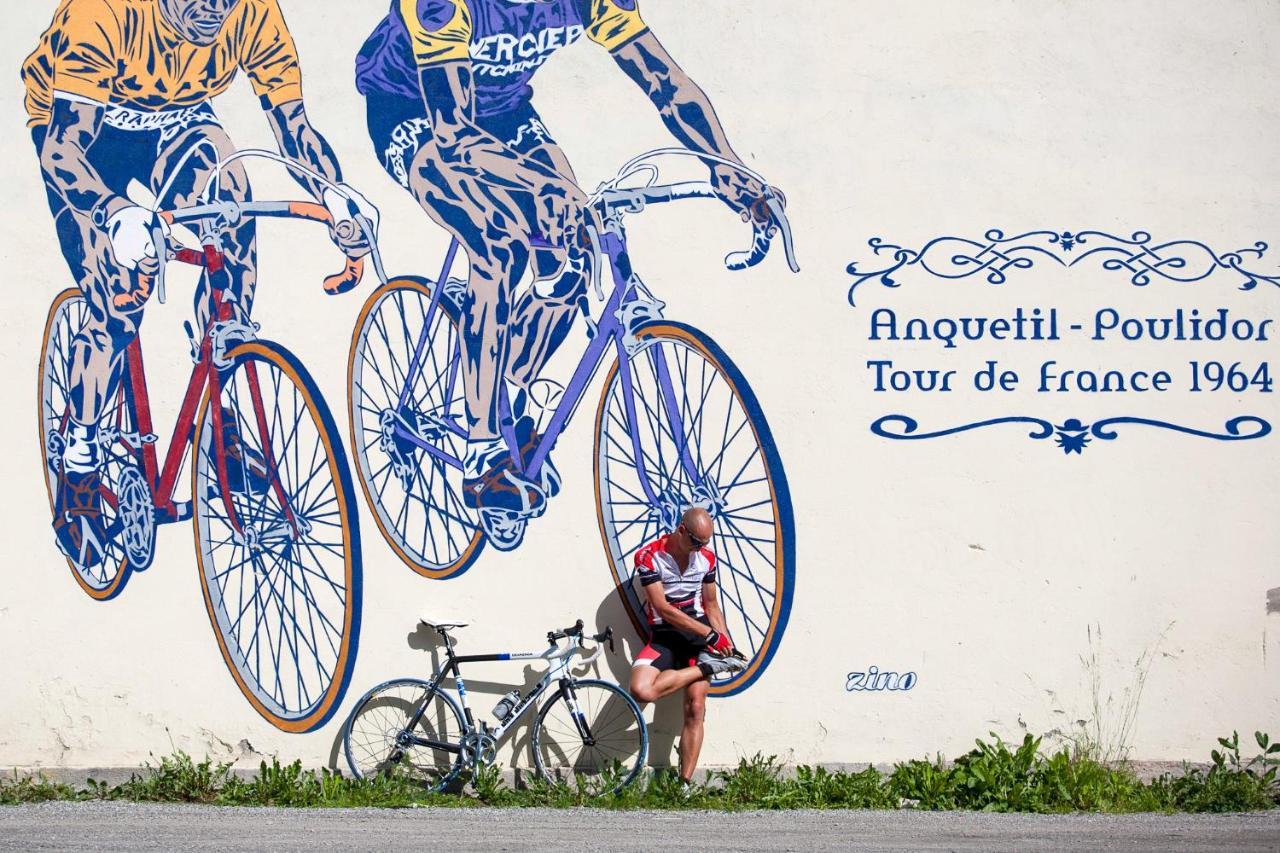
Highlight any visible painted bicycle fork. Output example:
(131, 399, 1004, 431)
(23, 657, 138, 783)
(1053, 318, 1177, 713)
(390, 231, 704, 509)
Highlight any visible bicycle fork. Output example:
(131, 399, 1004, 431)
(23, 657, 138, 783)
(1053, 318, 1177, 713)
(560, 679, 597, 747)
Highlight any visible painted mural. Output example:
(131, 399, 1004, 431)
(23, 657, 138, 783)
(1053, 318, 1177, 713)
(26, 0, 797, 761)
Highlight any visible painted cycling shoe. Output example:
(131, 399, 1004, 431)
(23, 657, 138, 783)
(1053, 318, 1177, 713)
(462, 460, 547, 515)
(477, 507, 529, 552)
(220, 407, 270, 496)
(514, 415, 561, 499)
(52, 467, 109, 569)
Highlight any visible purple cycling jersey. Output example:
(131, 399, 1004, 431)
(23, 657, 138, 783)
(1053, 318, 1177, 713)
(356, 0, 647, 118)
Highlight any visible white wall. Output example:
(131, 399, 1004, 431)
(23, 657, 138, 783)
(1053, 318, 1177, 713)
(0, 0, 1276, 771)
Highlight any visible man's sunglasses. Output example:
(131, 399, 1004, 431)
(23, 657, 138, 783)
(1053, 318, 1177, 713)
(681, 525, 710, 549)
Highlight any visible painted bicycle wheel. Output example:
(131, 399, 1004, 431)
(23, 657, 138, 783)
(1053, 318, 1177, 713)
(192, 340, 361, 733)
(593, 321, 795, 697)
(343, 677, 466, 791)
(531, 678, 648, 796)
(37, 288, 135, 600)
(348, 276, 484, 579)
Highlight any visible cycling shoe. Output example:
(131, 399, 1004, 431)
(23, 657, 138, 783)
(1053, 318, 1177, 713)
(52, 467, 109, 569)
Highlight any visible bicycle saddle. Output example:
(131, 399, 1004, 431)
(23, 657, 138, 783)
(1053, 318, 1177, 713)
(420, 616, 469, 631)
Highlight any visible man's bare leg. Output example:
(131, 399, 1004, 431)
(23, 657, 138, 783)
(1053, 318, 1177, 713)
(629, 664, 706, 704)
(679, 678, 709, 783)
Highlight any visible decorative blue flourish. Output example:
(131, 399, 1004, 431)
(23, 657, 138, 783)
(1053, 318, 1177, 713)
(870, 414, 1271, 455)
(846, 229, 1280, 304)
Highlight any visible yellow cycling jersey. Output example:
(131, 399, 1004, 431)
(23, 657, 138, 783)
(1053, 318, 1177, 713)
(22, 0, 304, 128)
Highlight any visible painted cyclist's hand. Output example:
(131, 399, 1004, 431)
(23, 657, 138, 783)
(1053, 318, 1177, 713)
(535, 179, 593, 251)
(323, 184, 380, 259)
(105, 204, 165, 274)
(710, 163, 784, 223)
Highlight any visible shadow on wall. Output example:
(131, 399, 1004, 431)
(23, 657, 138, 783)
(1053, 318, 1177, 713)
(593, 584, 687, 771)
(326, 591, 691, 774)
(326, 621, 548, 771)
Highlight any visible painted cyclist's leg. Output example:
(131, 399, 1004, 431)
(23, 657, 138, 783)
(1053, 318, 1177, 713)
(51, 205, 141, 568)
(34, 120, 151, 568)
(404, 142, 545, 513)
(152, 120, 267, 497)
(152, 119, 258, 329)
(502, 140, 587, 497)
(505, 137, 583, 393)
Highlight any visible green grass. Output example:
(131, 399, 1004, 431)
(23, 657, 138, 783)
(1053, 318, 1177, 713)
(2, 731, 1276, 812)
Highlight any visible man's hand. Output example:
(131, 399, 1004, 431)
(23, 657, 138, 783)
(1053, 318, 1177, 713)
(323, 184, 380, 258)
(704, 628, 735, 657)
(535, 179, 593, 251)
(105, 204, 163, 273)
(710, 163, 782, 223)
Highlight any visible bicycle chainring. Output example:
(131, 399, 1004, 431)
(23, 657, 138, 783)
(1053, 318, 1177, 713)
(45, 430, 66, 475)
(460, 732, 498, 769)
(117, 465, 156, 571)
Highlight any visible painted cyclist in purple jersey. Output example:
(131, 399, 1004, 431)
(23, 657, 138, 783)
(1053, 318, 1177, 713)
(355, 0, 782, 519)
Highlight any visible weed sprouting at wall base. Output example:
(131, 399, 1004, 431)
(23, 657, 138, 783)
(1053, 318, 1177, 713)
(2, 732, 1276, 812)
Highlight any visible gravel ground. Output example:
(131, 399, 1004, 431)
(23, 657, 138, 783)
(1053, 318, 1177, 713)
(0, 802, 1278, 852)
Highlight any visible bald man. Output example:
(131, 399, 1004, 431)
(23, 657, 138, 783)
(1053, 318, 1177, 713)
(629, 507, 744, 788)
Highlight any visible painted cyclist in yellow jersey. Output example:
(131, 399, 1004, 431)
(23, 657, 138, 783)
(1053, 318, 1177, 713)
(356, 0, 783, 525)
(23, 0, 380, 570)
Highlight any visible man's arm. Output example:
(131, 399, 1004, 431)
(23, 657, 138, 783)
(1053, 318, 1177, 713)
(643, 581, 715, 640)
(610, 30, 768, 216)
(241, 0, 375, 251)
(264, 99, 343, 199)
(701, 579, 731, 642)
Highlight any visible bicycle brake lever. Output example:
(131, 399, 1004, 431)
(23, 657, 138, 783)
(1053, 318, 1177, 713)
(353, 213, 389, 286)
(766, 197, 800, 273)
(584, 225, 604, 301)
(151, 223, 169, 304)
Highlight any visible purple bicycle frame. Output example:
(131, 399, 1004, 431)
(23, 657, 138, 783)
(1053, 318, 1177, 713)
(390, 229, 702, 508)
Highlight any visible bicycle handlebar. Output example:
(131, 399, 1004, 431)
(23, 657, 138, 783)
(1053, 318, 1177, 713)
(593, 179, 799, 274)
(547, 619, 585, 642)
(153, 200, 367, 297)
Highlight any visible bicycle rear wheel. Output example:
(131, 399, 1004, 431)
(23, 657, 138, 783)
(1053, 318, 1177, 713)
(531, 679, 648, 796)
(37, 288, 134, 600)
(593, 322, 795, 697)
(348, 276, 484, 579)
(343, 678, 466, 791)
(192, 340, 361, 733)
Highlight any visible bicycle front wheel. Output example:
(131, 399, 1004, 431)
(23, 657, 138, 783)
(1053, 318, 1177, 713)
(192, 340, 361, 733)
(343, 678, 466, 791)
(531, 679, 648, 795)
(593, 322, 795, 697)
(348, 276, 484, 579)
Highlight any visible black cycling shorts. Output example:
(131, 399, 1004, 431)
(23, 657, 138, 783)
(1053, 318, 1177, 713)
(632, 618, 711, 673)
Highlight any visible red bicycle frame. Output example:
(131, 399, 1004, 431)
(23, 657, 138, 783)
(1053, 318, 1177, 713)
(91, 198, 363, 536)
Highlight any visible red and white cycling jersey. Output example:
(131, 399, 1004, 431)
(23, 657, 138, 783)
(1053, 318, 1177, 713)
(634, 535, 717, 627)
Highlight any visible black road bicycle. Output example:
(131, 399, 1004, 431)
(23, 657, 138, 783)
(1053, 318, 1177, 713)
(342, 618, 648, 795)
